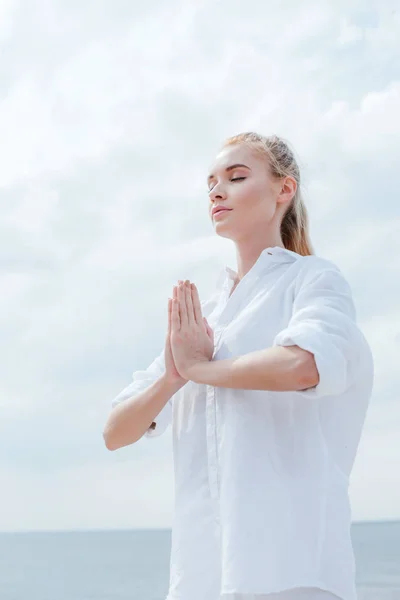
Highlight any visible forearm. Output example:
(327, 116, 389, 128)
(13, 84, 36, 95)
(103, 375, 185, 450)
(186, 345, 319, 391)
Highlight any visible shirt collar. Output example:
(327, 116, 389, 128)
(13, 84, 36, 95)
(215, 246, 302, 290)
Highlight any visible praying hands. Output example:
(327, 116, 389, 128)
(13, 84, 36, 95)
(169, 280, 215, 380)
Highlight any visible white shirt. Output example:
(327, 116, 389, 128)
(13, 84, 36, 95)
(111, 246, 374, 600)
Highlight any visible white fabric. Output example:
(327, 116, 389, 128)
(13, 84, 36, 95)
(111, 246, 374, 600)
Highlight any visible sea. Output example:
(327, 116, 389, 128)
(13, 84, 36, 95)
(0, 521, 399, 600)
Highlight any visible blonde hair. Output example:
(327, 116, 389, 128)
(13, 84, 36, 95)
(223, 132, 314, 256)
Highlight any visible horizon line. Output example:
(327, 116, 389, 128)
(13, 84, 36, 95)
(1, 518, 399, 535)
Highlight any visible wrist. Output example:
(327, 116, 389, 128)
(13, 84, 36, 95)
(181, 359, 210, 383)
(161, 374, 187, 393)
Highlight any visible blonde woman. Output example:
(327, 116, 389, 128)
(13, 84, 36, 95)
(104, 133, 374, 600)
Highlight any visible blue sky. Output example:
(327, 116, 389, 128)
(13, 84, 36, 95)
(1, 0, 399, 532)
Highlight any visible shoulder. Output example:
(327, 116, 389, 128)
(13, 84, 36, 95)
(293, 254, 354, 302)
(296, 254, 349, 285)
(298, 254, 342, 275)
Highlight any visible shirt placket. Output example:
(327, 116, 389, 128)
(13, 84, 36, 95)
(205, 270, 262, 517)
(205, 295, 227, 521)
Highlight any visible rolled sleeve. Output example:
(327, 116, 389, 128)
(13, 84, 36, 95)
(111, 349, 173, 438)
(273, 264, 363, 398)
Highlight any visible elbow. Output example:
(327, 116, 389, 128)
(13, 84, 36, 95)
(103, 428, 118, 451)
(297, 349, 320, 391)
(103, 424, 141, 451)
(103, 422, 129, 451)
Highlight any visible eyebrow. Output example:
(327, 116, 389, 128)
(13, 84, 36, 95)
(207, 163, 251, 184)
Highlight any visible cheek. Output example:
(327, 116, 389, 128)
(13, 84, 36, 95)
(236, 194, 275, 229)
(234, 180, 260, 207)
(236, 181, 271, 215)
(252, 181, 276, 213)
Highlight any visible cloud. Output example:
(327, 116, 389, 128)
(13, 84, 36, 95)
(1, 0, 399, 530)
(0, 448, 174, 532)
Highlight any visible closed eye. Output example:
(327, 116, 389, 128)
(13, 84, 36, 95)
(208, 177, 246, 192)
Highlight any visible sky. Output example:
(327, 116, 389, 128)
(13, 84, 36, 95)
(0, 0, 399, 532)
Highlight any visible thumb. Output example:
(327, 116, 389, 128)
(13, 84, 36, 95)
(203, 317, 214, 340)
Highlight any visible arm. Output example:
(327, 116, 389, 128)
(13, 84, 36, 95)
(186, 345, 318, 390)
(187, 264, 364, 397)
(104, 293, 216, 450)
(103, 373, 184, 450)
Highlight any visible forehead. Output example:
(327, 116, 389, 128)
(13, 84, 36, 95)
(208, 144, 260, 175)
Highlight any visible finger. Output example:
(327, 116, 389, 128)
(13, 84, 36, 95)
(191, 283, 202, 326)
(172, 285, 180, 329)
(203, 316, 209, 335)
(204, 317, 214, 341)
(171, 295, 180, 331)
(168, 298, 172, 335)
(185, 281, 195, 324)
(178, 282, 188, 328)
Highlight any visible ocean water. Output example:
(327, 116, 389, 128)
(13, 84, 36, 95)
(0, 521, 399, 600)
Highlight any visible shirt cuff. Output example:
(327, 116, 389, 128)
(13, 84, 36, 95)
(273, 323, 348, 398)
(144, 400, 172, 438)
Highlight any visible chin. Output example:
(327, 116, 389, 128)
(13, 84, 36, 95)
(214, 225, 235, 240)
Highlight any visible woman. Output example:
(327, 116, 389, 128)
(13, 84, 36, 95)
(105, 132, 374, 600)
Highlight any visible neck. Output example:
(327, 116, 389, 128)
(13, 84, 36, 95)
(234, 238, 284, 281)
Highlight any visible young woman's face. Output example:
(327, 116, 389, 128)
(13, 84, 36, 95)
(207, 144, 287, 242)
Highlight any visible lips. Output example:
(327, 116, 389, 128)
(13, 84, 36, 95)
(212, 208, 232, 217)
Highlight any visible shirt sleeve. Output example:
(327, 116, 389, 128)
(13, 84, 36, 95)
(273, 262, 365, 398)
(111, 348, 174, 438)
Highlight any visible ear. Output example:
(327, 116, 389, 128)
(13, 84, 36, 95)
(277, 176, 297, 206)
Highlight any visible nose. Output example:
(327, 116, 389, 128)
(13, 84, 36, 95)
(209, 182, 226, 203)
